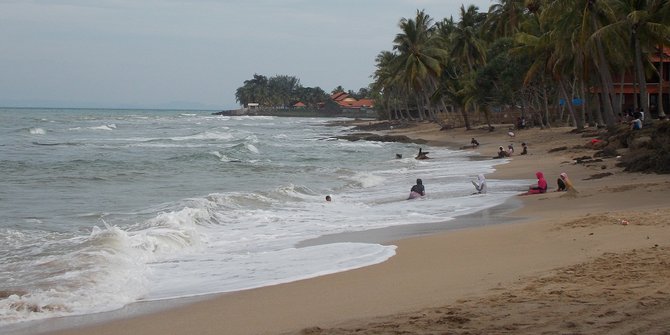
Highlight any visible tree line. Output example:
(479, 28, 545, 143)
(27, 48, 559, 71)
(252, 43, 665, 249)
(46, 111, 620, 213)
(235, 74, 371, 109)
(370, 0, 670, 132)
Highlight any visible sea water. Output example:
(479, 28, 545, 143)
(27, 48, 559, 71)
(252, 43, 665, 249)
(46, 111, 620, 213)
(0, 108, 528, 328)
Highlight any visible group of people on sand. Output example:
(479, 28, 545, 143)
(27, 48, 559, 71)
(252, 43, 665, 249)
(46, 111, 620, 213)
(523, 171, 575, 195)
(493, 142, 527, 158)
(407, 170, 574, 200)
(467, 137, 528, 159)
(620, 107, 645, 130)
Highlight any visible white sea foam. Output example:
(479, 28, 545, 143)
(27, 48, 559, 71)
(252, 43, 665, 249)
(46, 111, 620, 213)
(345, 172, 386, 188)
(169, 131, 233, 141)
(245, 143, 259, 154)
(0, 111, 532, 329)
(89, 124, 116, 131)
(28, 127, 46, 135)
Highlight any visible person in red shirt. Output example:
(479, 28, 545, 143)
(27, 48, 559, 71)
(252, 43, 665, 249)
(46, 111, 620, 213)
(526, 171, 547, 194)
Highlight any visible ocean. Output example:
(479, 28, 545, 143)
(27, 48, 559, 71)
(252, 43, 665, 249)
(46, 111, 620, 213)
(0, 108, 528, 329)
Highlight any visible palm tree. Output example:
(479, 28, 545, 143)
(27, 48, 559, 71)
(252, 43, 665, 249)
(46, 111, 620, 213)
(447, 5, 488, 129)
(393, 10, 449, 121)
(372, 50, 401, 120)
(544, 0, 621, 130)
(513, 12, 569, 127)
(235, 74, 269, 107)
(596, 0, 670, 120)
(450, 5, 487, 72)
(485, 0, 526, 38)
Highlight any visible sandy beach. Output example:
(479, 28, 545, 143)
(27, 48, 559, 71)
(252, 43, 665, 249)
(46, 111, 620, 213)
(40, 122, 670, 335)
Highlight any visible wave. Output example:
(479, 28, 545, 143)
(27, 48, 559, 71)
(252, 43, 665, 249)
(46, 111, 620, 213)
(28, 127, 46, 135)
(31, 142, 81, 146)
(341, 172, 387, 189)
(88, 124, 116, 131)
(0, 203, 214, 325)
(169, 131, 233, 141)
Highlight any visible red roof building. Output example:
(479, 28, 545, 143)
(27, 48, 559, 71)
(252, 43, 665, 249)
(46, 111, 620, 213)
(611, 46, 670, 117)
(330, 92, 375, 111)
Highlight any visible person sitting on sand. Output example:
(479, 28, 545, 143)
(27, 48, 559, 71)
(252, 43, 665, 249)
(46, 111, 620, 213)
(521, 142, 528, 155)
(416, 148, 430, 160)
(408, 178, 425, 199)
(507, 144, 514, 156)
(631, 116, 642, 130)
(471, 138, 479, 148)
(526, 171, 547, 194)
(556, 172, 575, 192)
(494, 146, 508, 159)
(471, 174, 487, 194)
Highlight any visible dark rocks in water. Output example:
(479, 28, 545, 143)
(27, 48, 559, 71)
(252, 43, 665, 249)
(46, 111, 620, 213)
(350, 121, 412, 132)
(212, 110, 236, 115)
(337, 133, 427, 144)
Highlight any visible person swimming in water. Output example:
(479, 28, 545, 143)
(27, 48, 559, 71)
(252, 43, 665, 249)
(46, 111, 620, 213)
(408, 178, 425, 199)
(416, 148, 430, 160)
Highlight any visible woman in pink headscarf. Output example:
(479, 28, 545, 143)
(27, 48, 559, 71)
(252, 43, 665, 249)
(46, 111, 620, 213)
(526, 171, 547, 194)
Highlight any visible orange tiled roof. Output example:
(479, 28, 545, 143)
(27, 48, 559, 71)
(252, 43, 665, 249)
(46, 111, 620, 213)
(336, 98, 375, 108)
(331, 92, 349, 101)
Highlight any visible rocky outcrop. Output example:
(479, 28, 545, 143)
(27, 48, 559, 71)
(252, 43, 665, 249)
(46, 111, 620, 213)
(336, 133, 427, 144)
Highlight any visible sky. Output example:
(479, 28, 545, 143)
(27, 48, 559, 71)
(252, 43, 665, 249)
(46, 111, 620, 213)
(0, 0, 492, 110)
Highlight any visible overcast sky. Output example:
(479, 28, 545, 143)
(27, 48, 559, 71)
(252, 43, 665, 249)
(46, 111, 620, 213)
(0, 0, 492, 110)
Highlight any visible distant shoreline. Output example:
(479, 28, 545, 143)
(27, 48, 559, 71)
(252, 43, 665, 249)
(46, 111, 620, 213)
(212, 108, 377, 118)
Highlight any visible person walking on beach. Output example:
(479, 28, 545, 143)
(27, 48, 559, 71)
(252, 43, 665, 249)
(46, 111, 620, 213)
(408, 178, 425, 199)
(472, 174, 487, 194)
(525, 171, 547, 195)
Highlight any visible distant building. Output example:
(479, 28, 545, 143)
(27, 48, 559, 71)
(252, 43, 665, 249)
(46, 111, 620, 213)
(292, 101, 306, 108)
(611, 46, 670, 118)
(330, 92, 375, 112)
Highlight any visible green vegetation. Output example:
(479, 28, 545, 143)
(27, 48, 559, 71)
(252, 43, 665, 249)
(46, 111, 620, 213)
(234, 74, 370, 111)
(370, 1, 670, 132)
(231, 1, 668, 129)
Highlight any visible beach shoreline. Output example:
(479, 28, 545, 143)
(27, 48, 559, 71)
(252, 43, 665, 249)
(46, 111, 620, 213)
(26, 121, 670, 334)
